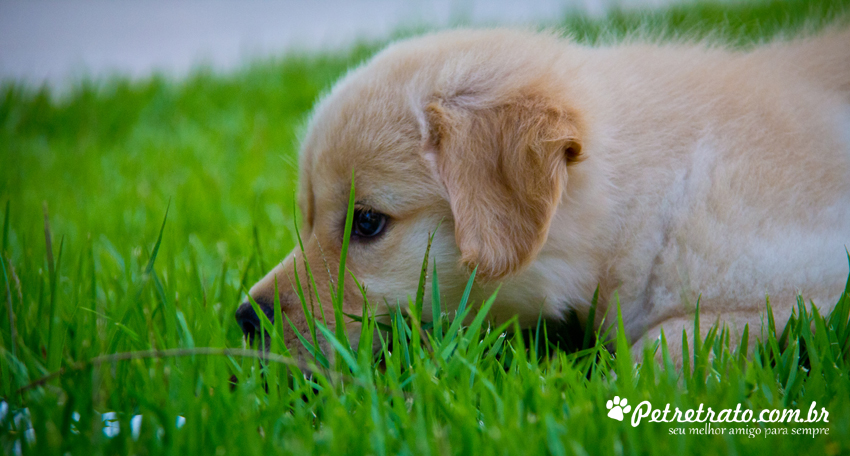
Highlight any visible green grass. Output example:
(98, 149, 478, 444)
(2, 0, 850, 454)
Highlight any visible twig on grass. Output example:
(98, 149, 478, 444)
(13, 347, 332, 395)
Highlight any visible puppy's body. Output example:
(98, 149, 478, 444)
(527, 31, 850, 349)
(239, 29, 850, 360)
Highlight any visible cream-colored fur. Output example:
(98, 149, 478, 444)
(246, 28, 850, 361)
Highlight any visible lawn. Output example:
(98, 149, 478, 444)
(2, 0, 850, 454)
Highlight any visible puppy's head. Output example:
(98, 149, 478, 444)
(235, 30, 584, 357)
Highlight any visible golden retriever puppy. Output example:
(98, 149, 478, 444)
(235, 28, 850, 361)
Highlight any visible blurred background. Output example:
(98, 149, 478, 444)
(0, 0, 678, 88)
(1, 0, 842, 268)
(1, 0, 842, 317)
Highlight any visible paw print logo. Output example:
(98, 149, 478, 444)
(606, 396, 632, 421)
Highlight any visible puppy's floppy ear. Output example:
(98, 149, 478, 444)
(425, 94, 582, 281)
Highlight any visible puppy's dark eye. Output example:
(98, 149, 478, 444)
(352, 208, 387, 239)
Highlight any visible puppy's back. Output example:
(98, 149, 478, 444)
(759, 28, 850, 97)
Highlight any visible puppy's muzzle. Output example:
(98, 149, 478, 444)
(234, 298, 274, 345)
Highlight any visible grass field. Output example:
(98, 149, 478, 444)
(2, 0, 850, 454)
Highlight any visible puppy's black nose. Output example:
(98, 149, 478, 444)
(235, 299, 274, 345)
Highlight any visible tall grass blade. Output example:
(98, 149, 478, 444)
(153, 270, 177, 347)
(829, 250, 850, 357)
(285, 313, 329, 369)
(459, 287, 500, 351)
(44, 203, 65, 373)
(272, 277, 289, 354)
(431, 261, 443, 343)
(439, 270, 478, 359)
(144, 201, 171, 276)
(292, 195, 325, 332)
(582, 285, 599, 350)
(533, 310, 545, 358)
(693, 297, 701, 371)
(2, 200, 9, 254)
(737, 323, 749, 367)
(294, 262, 321, 355)
(415, 225, 439, 319)
(333, 171, 357, 348)
(1, 254, 16, 358)
(613, 292, 632, 386)
(457, 266, 477, 318)
(315, 322, 360, 376)
(682, 328, 691, 383)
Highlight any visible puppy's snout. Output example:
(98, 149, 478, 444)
(234, 298, 274, 345)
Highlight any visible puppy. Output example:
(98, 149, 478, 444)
(235, 28, 850, 362)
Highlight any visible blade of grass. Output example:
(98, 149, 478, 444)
(315, 322, 360, 376)
(152, 270, 177, 348)
(782, 340, 801, 407)
(1, 254, 16, 358)
(693, 297, 701, 373)
(2, 200, 9, 254)
(245, 292, 280, 352)
(44, 202, 65, 373)
(829, 250, 850, 357)
(397, 301, 413, 368)
(292, 195, 325, 338)
(439, 269, 478, 359)
(333, 171, 357, 349)
(272, 276, 290, 356)
(437, 266, 478, 354)
(613, 292, 633, 388)
(534, 309, 543, 358)
(659, 328, 678, 385)
(468, 318, 514, 362)
(144, 201, 171, 277)
(415, 224, 439, 320)
(175, 310, 195, 350)
(682, 327, 691, 384)
(737, 323, 749, 368)
(459, 286, 500, 351)
(582, 285, 599, 350)
(431, 260, 443, 343)
(285, 313, 329, 368)
(294, 262, 321, 356)
(352, 274, 375, 362)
